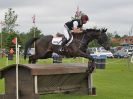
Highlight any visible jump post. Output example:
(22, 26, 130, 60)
(0, 63, 95, 99)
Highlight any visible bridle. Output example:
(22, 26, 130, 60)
(97, 32, 109, 47)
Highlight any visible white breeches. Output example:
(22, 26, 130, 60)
(63, 27, 70, 40)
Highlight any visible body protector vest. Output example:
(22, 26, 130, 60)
(65, 19, 83, 30)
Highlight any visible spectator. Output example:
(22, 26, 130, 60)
(8, 48, 14, 60)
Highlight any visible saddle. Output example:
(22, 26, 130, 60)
(52, 32, 73, 46)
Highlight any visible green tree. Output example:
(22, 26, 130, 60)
(114, 34, 121, 38)
(0, 32, 9, 48)
(106, 32, 114, 47)
(27, 27, 42, 38)
(3, 8, 18, 33)
(18, 32, 27, 49)
(27, 27, 43, 40)
(122, 35, 128, 38)
(1, 8, 21, 51)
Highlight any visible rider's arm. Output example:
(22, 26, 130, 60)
(71, 21, 83, 33)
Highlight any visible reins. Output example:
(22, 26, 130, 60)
(78, 33, 86, 48)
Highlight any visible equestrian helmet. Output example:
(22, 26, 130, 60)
(81, 15, 89, 21)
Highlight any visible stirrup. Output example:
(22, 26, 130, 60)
(59, 47, 64, 52)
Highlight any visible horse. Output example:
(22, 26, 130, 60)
(24, 28, 110, 73)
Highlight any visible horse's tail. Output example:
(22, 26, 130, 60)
(24, 37, 39, 60)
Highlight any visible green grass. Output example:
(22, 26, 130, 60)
(0, 56, 133, 99)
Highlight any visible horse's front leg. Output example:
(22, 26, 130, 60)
(76, 50, 94, 62)
(76, 50, 95, 73)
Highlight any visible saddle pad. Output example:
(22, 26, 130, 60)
(52, 37, 62, 45)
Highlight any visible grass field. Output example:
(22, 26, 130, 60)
(0, 55, 133, 99)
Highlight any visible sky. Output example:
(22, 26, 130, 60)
(0, 0, 133, 36)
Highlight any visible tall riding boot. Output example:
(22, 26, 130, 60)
(61, 38, 67, 46)
(60, 38, 67, 51)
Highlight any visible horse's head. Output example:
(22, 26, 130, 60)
(97, 28, 110, 50)
(85, 28, 110, 50)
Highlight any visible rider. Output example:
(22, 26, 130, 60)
(60, 14, 89, 51)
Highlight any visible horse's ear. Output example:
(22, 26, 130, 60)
(105, 28, 107, 32)
(102, 28, 107, 32)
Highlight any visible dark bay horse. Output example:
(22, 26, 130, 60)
(24, 28, 110, 73)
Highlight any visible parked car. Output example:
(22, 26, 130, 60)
(113, 51, 129, 58)
(90, 50, 113, 58)
(99, 50, 114, 58)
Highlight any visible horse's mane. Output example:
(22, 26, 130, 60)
(86, 28, 107, 33)
(86, 28, 100, 32)
(72, 28, 100, 36)
(71, 28, 100, 37)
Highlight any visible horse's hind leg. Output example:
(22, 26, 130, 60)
(28, 51, 52, 64)
(29, 55, 37, 64)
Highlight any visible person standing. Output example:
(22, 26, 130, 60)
(9, 48, 14, 60)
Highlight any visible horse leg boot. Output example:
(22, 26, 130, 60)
(59, 37, 67, 51)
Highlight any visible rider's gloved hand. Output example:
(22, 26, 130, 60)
(83, 29, 87, 33)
